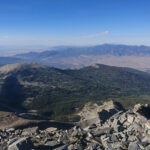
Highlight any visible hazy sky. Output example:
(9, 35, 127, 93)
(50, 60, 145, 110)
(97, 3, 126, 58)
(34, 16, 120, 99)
(0, 0, 150, 48)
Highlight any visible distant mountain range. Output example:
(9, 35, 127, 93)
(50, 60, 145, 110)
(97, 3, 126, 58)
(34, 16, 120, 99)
(1, 63, 150, 121)
(16, 44, 150, 57)
(1, 44, 150, 71)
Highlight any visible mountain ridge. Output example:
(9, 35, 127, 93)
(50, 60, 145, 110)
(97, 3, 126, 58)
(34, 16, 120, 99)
(1, 44, 150, 71)
(1, 63, 150, 121)
(15, 44, 150, 58)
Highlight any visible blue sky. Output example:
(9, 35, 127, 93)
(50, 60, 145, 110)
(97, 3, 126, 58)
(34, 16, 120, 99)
(0, 0, 150, 49)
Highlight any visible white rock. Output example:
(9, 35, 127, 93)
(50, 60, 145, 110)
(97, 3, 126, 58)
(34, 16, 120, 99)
(8, 137, 32, 150)
(145, 121, 150, 129)
(46, 127, 57, 132)
(127, 115, 135, 124)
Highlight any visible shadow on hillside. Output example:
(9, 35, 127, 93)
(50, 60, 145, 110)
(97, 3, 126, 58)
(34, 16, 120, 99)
(15, 120, 74, 130)
(137, 105, 150, 119)
(98, 109, 117, 124)
(0, 75, 25, 113)
(98, 101, 125, 124)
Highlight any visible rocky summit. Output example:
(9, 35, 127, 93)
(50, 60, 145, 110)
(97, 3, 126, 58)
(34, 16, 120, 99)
(1, 102, 150, 150)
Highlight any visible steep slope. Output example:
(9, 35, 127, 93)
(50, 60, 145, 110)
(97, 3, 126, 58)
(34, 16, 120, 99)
(1, 63, 150, 120)
(65, 64, 150, 96)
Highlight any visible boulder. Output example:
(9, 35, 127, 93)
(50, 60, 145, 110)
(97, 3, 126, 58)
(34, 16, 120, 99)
(128, 142, 141, 150)
(92, 127, 112, 136)
(8, 137, 33, 150)
(21, 127, 38, 136)
(45, 140, 61, 147)
(127, 115, 135, 124)
(46, 127, 57, 132)
(54, 145, 68, 150)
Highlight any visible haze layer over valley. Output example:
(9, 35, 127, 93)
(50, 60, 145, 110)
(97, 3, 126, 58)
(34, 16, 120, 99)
(1, 44, 150, 72)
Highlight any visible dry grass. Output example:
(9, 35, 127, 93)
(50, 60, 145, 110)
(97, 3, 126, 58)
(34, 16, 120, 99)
(0, 111, 43, 129)
(48, 55, 150, 71)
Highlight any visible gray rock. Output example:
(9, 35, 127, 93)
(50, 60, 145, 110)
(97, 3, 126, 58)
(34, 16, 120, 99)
(127, 115, 135, 124)
(54, 145, 68, 150)
(6, 128, 15, 133)
(92, 127, 112, 136)
(3, 102, 150, 150)
(132, 123, 142, 132)
(128, 142, 141, 150)
(110, 134, 118, 142)
(119, 113, 127, 124)
(112, 111, 123, 120)
(111, 118, 120, 127)
(71, 128, 84, 137)
(141, 136, 150, 143)
(86, 143, 99, 150)
(72, 143, 84, 150)
(145, 145, 150, 150)
(114, 125, 124, 132)
(46, 127, 57, 132)
(89, 123, 97, 129)
(45, 140, 61, 147)
(68, 144, 74, 150)
(128, 136, 137, 142)
(21, 127, 38, 136)
(8, 138, 18, 146)
(8, 137, 33, 150)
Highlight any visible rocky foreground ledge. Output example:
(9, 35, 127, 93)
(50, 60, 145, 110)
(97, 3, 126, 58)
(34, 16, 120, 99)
(1, 102, 150, 150)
